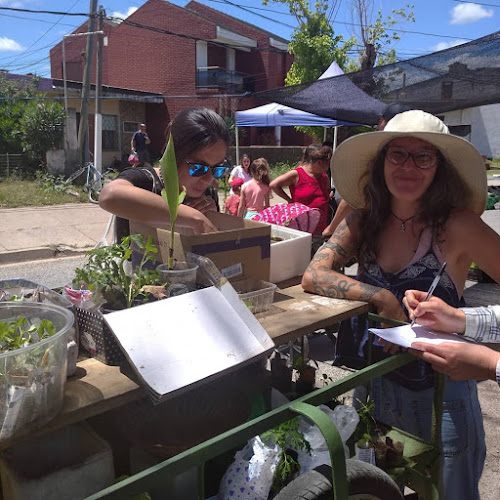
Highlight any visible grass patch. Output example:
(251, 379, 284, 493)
(0, 178, 86, 208)
(270, 161, 296, 180)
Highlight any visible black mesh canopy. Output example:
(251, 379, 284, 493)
(253, 31, 500, 126)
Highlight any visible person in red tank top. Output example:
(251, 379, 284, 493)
(269, 144, 332, 234)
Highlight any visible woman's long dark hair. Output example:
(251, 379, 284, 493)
(302, 144, 332, 164)
(357, 145, 472, 268)
(165, 107, 231, 167)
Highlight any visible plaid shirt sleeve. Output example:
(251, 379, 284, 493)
(497, 358, 500, 388)
(462, 306, 500, 343)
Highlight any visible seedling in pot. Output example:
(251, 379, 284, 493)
(159, 135, 186, 270)
(73, 234, 163, 309)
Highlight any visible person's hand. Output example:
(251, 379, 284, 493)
(372, 289, 409, 354)
(185, 195, 217, 214)
(410, 342, 500, 382)
(189, 210, 218, 234)
(403, 290, 466, 334)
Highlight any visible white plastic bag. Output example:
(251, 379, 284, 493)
(218, 436, 281, 500)
(297, 404, 359, 473)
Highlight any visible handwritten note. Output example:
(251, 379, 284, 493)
(369, 324, 473, 350)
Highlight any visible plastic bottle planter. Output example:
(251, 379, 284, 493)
(0, 302, 74, 443)
(156, 262, 199, 297)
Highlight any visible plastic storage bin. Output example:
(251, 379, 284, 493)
(0, 279, 79, 376)
(231, 277, 277, 313)
(0, 302, 73, 443)
(270, 226, 312, 283)
(0, 423, 115, 500)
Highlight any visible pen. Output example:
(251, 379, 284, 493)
(410, 261, 447, 327)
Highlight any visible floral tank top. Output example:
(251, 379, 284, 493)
(334, 227, 464, 390)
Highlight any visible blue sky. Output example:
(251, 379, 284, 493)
(0, 0, 498, 78)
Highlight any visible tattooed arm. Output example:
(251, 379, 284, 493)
(302, 212, 407, 323)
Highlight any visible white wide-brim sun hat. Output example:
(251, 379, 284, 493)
(332, 110, 487, 214)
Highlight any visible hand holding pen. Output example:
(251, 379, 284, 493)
(406, 262, 449, 328)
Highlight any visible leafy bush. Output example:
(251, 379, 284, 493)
(35, 170, 69, 193)
(19, 101, 65, 162)
(270, 161, 296, 180)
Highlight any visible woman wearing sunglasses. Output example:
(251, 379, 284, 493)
(302, 110, 500, 499)
(100, 107, 231, 236)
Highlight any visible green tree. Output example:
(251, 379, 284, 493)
(19, 101, 66, 162)
(263, 0, 354, 139)
(0, 75, 39, 154)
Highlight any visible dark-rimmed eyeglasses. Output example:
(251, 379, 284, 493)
(385, 146, 438, 169)
(185, 160, 230, 179)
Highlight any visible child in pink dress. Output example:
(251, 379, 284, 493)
(224, 178, 244, 216)
(237, 158, 271, 219)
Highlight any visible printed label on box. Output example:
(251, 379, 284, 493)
(221, 263, 243, 279)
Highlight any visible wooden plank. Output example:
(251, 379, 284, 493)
(257, 284, 371, 345)
(0, 358, 145, 450)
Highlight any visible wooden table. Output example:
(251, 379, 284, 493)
(1, 285, 369, 449)
(257, 284, 370, 345)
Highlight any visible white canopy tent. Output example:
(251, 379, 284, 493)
(234, 62, 363, 160)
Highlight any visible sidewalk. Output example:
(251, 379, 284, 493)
(0, 203, 111, 265)
(0, 191, 289, 265)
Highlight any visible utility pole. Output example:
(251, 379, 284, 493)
(94, 5, 104, 173)
(77, 0, 98, 166)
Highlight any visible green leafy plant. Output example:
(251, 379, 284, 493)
(354, 396, 378, 445)
(73, 234, 161, 309)
(0, 317, 55, 353)
(35, 170, 69, 194)
(159, 135, 186, 270)
(262, 417, 311, 491)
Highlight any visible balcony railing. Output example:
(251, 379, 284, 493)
(196, 67, 254, 92)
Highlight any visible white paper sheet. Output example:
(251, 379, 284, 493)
(369, 324, 473, 350)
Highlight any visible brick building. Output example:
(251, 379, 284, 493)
(50, 0, 304, 163)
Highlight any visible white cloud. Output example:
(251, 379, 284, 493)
(0, 0, 24, 6)
(432, 39, 469, 52)
(0, 36, 23, 52)
(111, 7, 138, 21)
(450, 3, 493, 25)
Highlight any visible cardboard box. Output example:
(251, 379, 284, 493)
(270, 225, 312, 283)
(130, 211, 271, 281)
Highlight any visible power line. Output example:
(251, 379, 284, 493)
(202, 0, 295, 17)
(0, 12, 79, 27)
(8, 0, 82, 69)
(198, 0, 295, 28)
(0, 6, 90, 17)
(451, 0, 500, 7)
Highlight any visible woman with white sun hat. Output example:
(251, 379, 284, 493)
(302, 109, 500, 499)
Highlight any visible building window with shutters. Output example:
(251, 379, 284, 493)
(102, 114, 119, 150)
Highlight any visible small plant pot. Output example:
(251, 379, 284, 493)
(355, 440, 376, 466)
(372, 439, 388, 468)
(156, 262, 199, 297)
(385, 438, 404, 468)
(296, 365, 317, 395)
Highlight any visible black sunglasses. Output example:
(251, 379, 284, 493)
(185, 160, 230, 179)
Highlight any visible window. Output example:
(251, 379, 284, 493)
(102, 114, 119, 150)
(123, 121, 140, 133)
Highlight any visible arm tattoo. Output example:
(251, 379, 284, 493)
(357, 283, 380, 301)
